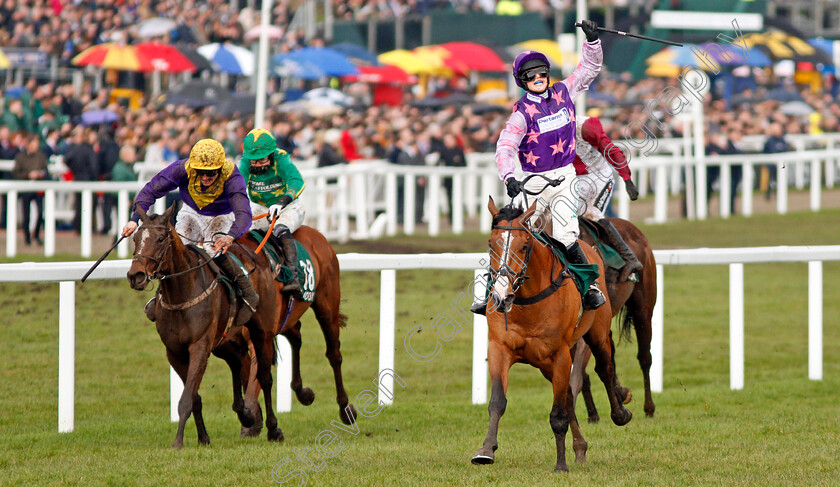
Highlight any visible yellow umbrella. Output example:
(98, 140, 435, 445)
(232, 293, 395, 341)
(378, 49, 444, 76)
(742, 32, 795, 59)
(645, 63, 681, 78)
(0, 49, 10, 69)
(513, 39, 578, 66)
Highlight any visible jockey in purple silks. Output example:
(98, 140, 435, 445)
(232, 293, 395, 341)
(472, 20, 607, 315)
(121, 139, 259, 321)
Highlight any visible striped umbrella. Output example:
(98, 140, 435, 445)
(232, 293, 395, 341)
(197, 43, 254, 76)
(71, 42, 196, 72)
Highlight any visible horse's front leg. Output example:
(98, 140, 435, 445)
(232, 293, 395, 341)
(186, 338, 213, 446)
(251, 329, 284, 442)
(212, 341, 255, 429)
(584, 319, 632, 427)
(472, 342, 512, 465)
(549, 346, 584, 472)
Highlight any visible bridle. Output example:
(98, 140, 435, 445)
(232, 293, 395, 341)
(132, 223, 214, 281)
(490, 222, 533, 295)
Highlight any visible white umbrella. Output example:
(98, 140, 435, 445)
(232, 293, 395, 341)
(197, 43, 254, 76)
(244, 25, 284, 43)
(136, 18, 177, 38)
(779, 101, 815, 116)
(301, 87, 353, 106)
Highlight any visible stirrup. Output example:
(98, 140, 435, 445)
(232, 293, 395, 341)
(144, 297, 157, 322)
(583, 285, 605, 310)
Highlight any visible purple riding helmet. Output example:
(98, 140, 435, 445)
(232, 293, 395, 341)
(512, 51, 551, 91)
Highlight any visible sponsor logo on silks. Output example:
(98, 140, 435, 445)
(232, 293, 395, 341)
(537, 108, 571, 134)
(251, 180, 285, 192)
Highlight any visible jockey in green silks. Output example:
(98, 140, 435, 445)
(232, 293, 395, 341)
(240, 128, 305, 294)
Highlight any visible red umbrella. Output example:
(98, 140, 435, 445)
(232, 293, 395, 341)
(438, 42, 508, 72)
(343, 65, 416, 84)
(72, 42, 196, 73)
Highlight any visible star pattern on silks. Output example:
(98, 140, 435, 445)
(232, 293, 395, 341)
(569, 109, 575, 124)
(552, 89, 565, 105)
(550, 138, 565, 155)
(526, 129, 540, 144)
(523, 102, 540, 119)
(570, 137, 576, 152)
(524, 151, 540, 166)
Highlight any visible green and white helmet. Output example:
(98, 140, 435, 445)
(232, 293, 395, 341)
(242, 128, 277, 161)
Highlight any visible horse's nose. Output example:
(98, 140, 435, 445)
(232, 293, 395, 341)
(127, 269, 149, 290)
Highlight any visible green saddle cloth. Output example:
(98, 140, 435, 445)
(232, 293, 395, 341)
(532, 231, 600, 297)
(580, 219, 625, 270)
(248, 230, 316, 302)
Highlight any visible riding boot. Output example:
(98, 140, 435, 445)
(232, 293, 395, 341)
(278, 232, 301, 295)
(214, 253, 260, 312)
(470, 272, 490, 316)
(144, 296, 157, 322)
(566, 242, 606, 310)
(599, 219, 643, 282)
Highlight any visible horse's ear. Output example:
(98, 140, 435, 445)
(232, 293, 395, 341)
(136, 205, 148, 222)
(525, 200, 539, 218)
(162, 202, 176, 224)
(488, 196, 499, 218)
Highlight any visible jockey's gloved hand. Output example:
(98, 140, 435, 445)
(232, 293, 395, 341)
(268, 195, 294, 220)
(579, 20, 599, 42)
(625, 179, 639, 200)
(506, 178, 523, 198)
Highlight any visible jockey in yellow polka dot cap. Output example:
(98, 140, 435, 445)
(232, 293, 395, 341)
(121, 138, 259, 316)
(240, 128, 305, 294)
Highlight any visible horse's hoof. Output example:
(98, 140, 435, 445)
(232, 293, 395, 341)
(198, 436, 210, 446)
(471, 451, 495, 465)
(340, 405, 358, 425)
(238, 407, 256, 428)
(587, 414, 600, 424)
(267, 428, 285, 442)
(172, 441, 183, 450)
(296, 388, 315, 406)
(618, 387, 633, 404)
(554, 464, 569, 473)
(611, 407, 632, 426)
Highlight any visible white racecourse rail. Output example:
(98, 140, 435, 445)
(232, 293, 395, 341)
(1, 246, 838, 433)
(2, 133, 840, 258)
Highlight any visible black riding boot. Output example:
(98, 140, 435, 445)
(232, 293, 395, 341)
(214, 253, 260, 312)
(277, 231, 301, 294)
(470, 272, 490, 316)
(600, 219, 643, 282)
(567, 242, 606, 310)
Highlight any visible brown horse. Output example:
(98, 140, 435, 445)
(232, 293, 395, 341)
(126, 205, 280, 448)
(571, 217, 657, 422)
(237, 224, 356, 437)
(471, 197, 632, 472)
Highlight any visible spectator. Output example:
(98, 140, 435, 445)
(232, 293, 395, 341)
(12, 134, 48, 245)
(63, 127, 99, 233)
(395, 128, 427, 224)
(762, 122, 790, 200)
(439, 132, 466, 224)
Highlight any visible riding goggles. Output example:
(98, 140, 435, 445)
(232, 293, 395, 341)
(195, 169, 221, 177)
(521, 66, 549, 82)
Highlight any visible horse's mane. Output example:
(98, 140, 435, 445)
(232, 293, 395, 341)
(492, 205, 525, 226)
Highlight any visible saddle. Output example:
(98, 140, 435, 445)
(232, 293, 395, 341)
(579, 218, 626, 271)
(531, 230, 600, 299)
(247, 229, 316, 302)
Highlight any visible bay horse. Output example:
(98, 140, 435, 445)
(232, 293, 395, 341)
(126, 204, 280, 448)
(571, 217, 657, 422)
(237, 224, 356, 437)
(472, 196, 632, 472)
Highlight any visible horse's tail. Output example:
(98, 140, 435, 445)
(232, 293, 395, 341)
(616, 306, 634, 344)
(338, 312, 348, 328)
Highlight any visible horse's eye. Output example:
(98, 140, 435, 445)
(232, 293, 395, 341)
(157, 236, 164, 243)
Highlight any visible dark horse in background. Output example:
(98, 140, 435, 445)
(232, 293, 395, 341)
(472, 197, 631, 472)
(571, 217, 657, 422)
(126, 205, 280, 448)
(238, 224, 357, 438)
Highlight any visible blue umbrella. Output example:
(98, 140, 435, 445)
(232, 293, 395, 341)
(284, 47, 359, 77)
(697, 43, 772, 67)
(81, 109, 119, 126)
(808, 38, 834, 57)
(330, 42, 380, 66)
(272, 54, 326, 80)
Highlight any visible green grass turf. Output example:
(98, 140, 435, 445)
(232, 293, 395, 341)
(0, 209, 838, 485)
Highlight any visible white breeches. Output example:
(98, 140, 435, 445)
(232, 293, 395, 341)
(175, 204, 234, 255)
(520, 164, 579, 247)
(575, 162, 615, 221)
(250, 199, 305, 235)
